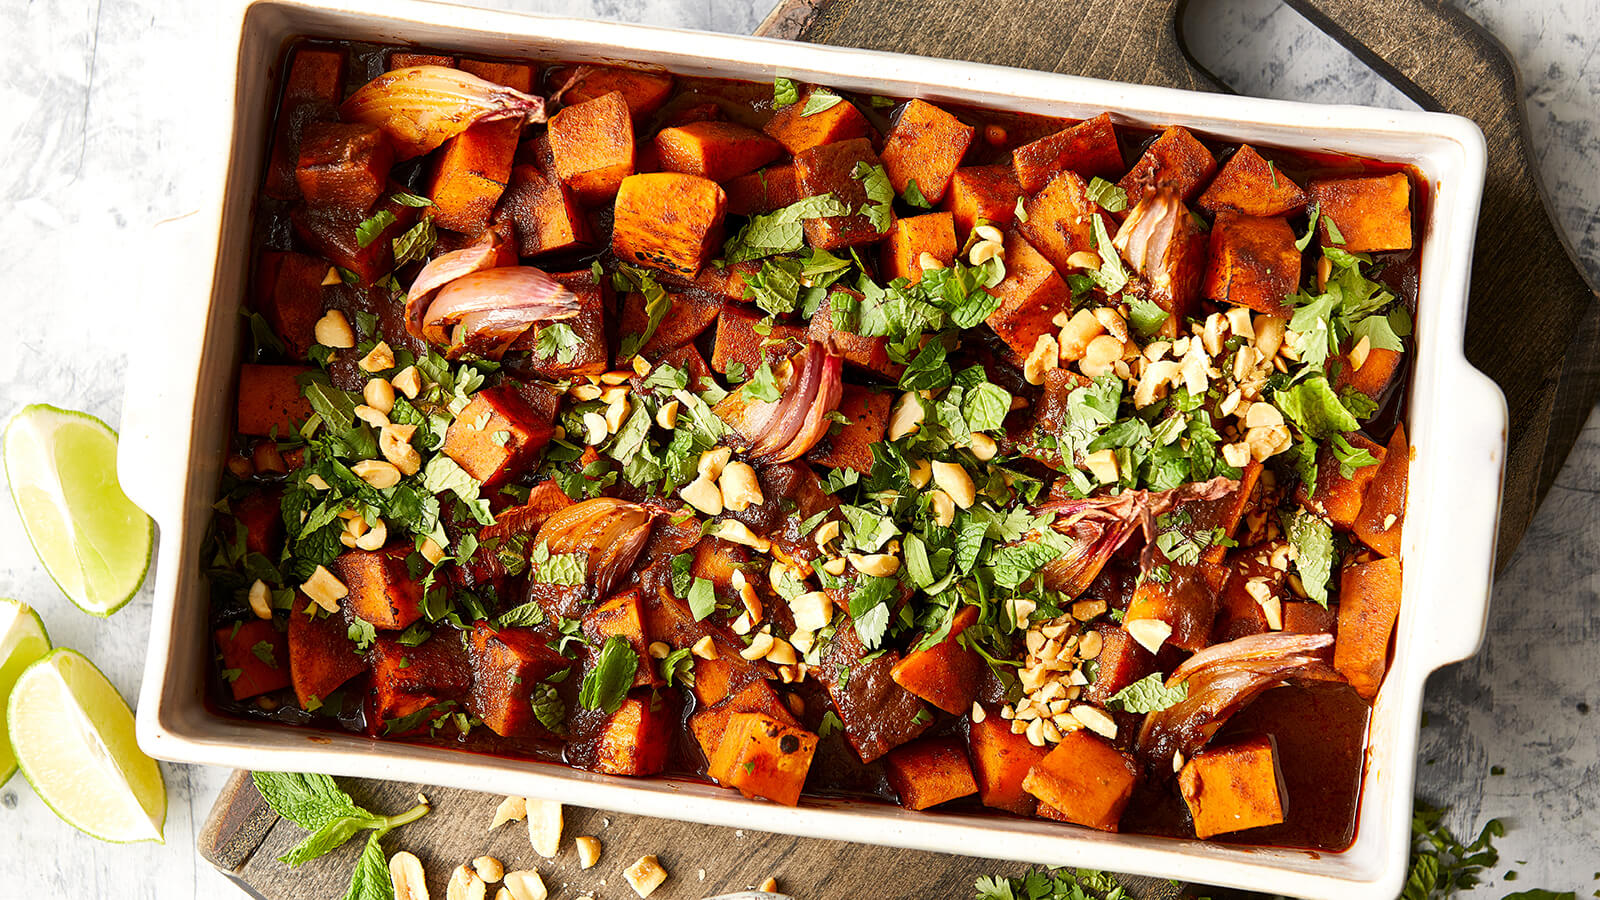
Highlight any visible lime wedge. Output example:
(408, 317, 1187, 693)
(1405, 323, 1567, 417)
(4, 404, 153, 616)
(7, 649, 166, 842)
(0, 599, 51, 786)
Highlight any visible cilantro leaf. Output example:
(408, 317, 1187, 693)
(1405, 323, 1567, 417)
(1286, 509, 1334, 606)
(903, 178, 931, 209)
(1274, 375, 1360, 439)
(534, 322, 583, 365)
(618, 272, 672, 360)
(745, 359, 783, 402)
(1107, 672, 1188, 713)
(1088, 213, 1127, 295)
(1127, 297, 1169, 339)
(687, 576, 717, 622)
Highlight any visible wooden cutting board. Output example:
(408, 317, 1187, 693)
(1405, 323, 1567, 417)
(201, 1, 1598, 897)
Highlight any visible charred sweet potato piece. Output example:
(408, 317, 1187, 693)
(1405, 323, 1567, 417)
(1126, 557, 1228, 653)
(1336, 345, 1403, 402)
(1178, 735, 1285, 838)
(521, 271, 610, 377)
(1199, 460, 1264, 567)
(691, 536, 753, 597)
(1198, 145, 1308, 216)
(287, 609, 366, 709)
(710, 305, 807, 375)
(387, 52, 454, 69)
(984, 227, 1072, 358)
(236, 364, 314, 437)
(881, 212, 957, 284)
(725, 163, 803, 216)
(795, 138, 894, 249)
(890, 606, 982, 714)
(620, 290, 721, 359)
(1309, 173, 1412, 252)
(467, 623, 569, 736)
(808, 289, 904, 380)
(1118, 125, 1217, 207)
(232, 488, 285, 558)
(880, 99, 975, 205)
(806, 384, 890, 473)
(691, 678, 798, 763)
(1334, 556, 1403, 700)
(265, 46, 347, 200)
(968, 711, 1049, 814)
(612, 172, 727, 277)
(762, 86, 871, 154)
(655, 121, 783, 182)
(1011, 113, 1124, 194)
(1354, 425, 1409, 559)
(332, 548, 425, 630)
(1022, 729, 1140, 832)
(457, 58, 536, 92)
(254, 252, 326, 358)
(816, 626, 932, 763)
(584, 589, 660, 688)
(885, 737, 980, 810)
(1203, 212, 1301, 317)
(708, 711, 818, 806)
(694, 260, 762, 301)
(216, 620, 291, 700)
(295, 122, 393, 213)
(1020, 170, 1099, 273)
(442, 384, 557, 487)
(495, 163, 593, 257)
(370, 633, 472, 722)
(1083, 626, 1157, 705)
(943, 164, 1023, 240)
(1213, 543, 1289, 642)
(548, 90, 635, 205)
(290, 193, 418, 284)
(1282, 600, 1337, 637)
(551, 65, 673, 122)
(427, 116, 522, 234)
(593, 693, 675, 776)
(1296, 433, 1385, 530)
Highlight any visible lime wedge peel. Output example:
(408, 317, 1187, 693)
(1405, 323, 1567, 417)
(3, 404, 153, 617)
(7, 648, 166, 843)
(0, 599, 51, 786)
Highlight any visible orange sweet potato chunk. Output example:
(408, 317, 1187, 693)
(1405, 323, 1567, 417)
(691, 680, 798, 765)
(1118, 125, 1217, 207)
(968, 712, 1049, 815)
(984, 227, 1071, 357)
(890, 606, 982, 714)
(884, 737, 979, 810)
(583, 589, 660, 688)
(655, 121, 783, 182)
(725, 163, 803, 216)
(1198, 145, 1308, 216)
(1282, 600, 1337, 637)
(441, 384, 557, 487)
(1213, 543, 1289, 643)
(427, 116, 522, 234)
(495, 163, 594, 256)
(694, 260, 762, 301)
(548, 90, 635, 204)
(795, 137, 894, 249)
(216, 619, 291, 701)
(808, 289, 904, 380)
(522, 272, 610, 378)
(1202, 211, 1302, 317)
(612, 172, 727, 278)
(467, 622, 568, 737)
(943, 164, 1023, 240)
(1083, 625, 1157, 704)
(265, 46, 347, 201)
(295, 122, 393, 213)
(593, 694, 675, 776)
(388, 52, 455, 69)
(762, 86, 871, 154)
(806, 384, 890, 473)
(880, 99, 975, 205)
(457, 58, 536, 93)
(254, 251, 326, 358)
(1337, 345, 1404, 402)
(708, 711, 818, 806)
(236, 364, 314, 437)
(287, 608, 366, 709)
(1334, 556, 1403, 700)
(1022, 729, 1140, 832)
(711, 305, 807, 375)
(1020, 169, 1099, 273)
(550, 65, 673, 122)
(1354, 425, 1409, 559)
(1296, 432, 1385, 530)
(369, 634, 471, 725)
(619, 290, 722, 359)
(1309, 173, 1412, 252)
(881, 212, 957, 284)
(332, 548, 424, 630)
(1011, 113, 1124, 194)
(1178, 735, 1286, 839)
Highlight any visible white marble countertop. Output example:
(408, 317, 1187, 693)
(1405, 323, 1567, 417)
(0, 0, 1595, 896)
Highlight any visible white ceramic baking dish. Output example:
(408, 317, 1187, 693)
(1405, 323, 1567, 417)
(120, 1, 1506, 896)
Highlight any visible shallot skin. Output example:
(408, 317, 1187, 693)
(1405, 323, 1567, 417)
(341, 65, 545, 159)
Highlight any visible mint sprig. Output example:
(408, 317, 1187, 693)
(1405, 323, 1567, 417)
(253, 771, 430, 900)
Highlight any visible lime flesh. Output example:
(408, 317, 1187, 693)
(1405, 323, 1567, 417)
(0, 599, 51, 785)
(4, 404, 153, 616)
(7, 648, 166, 842)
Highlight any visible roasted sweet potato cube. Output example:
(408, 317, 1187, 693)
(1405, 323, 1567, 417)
(612, 173, 727, 277)
(667, 101, 724, 126)
(442, 384, 557, 487)
(806, 384, 890, 473)
(387, 52, 455, 69)
(655, 121, 783, 182)
(880, 99, 975, 205)
(1021, 729, 1140, 832)
(1282, 600, 1337, 636)
(1011, 113, 1124, 194)
(550, 65, 673, 122)
(1118, 125, 1217, 207)
(890, 606, 982, 714)
(711, 305, 807, 374)
(295, 122, 393, 213)
(592, 694, 675, 776)
(1198, 145, 1308, 216)
(619, 290, 721, 359)
(817, 626, 932, 763)
(694, 260, 762, 301)
(216, 620, 291, 701)
(762, 86, 871, 154)
(1178, 735, 1285, 839)
(584, 589, 660, 688)
(725, 164, 803, 216)
(708, 712, 818, 806)
(254, 251, 326, 358)
(1020, 170, 1099, 272)
(795, 138, 894, 249)
(548, 90, 634, 205)
(265, 46, 347, 200)
(1354, 425, 1409, 558)
(290, 194, 418, 284)
(519, 272, 610, 377)
(236, 364, 314, 437)
(457, 58, 536, 92)
(884, 737, 979, 810)
(1214, 544, 1289, 643)
(691, 536, 753, 596)
(232, 488, 285, 558)
(287, 608, 366, 710)
(881, 212, 957, 284)
(1126, 559, 1226, 653)
(1334, 556, 1403, 700)
(1203, 212, 1301, 317)
(427, 117, 522, 234)
(370, 633, 472, 723)
(1337, 345, 1404, 403)
(968, 712, 1049, 815)
(495, 163, 594, 256)
(656, 343, 718, 392)
(1309, 173, 1412, 252)
(984, 228, 1072, 357)
(1296, 432, 1385, 529)
(943, 165, 1023, 240)
(467, 623, 569, 736)
(808, 289, 904, 380)
(1083, 626, 1157, 705)
(332, 548, 424, 630)
(691, 679, 798, 767)
(688, 654, 743, 708)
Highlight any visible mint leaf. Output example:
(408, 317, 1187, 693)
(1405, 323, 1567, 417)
(903, 178, 931, 209)
(388, 190, 433, 208)
(687, 575, 717, 622)
(962, 382, 1011, 433)
(495, 601, 545, 628)
(659, 647, 695, 687)
(773, 77, 798, 108)
(745, 359, 783, 403)
(723, 194, 852, 263)
(578, 635, 639, 714)
(355, 209, 396, 248)
(618, 272, 672, 360)
(531, 681, 566, 733)
(252, 772, 368, 831)
(1275, 375, 1360, 439)
(1108, 672, 1188, 713)
(852, 161, 895, 233)
(391, 218, 437, 267)
(1085, 176, 1128, 213)
(801, 90, 843, 117)
(1088, 213, 1127, 295)
(1331, 433, 1382, 479)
